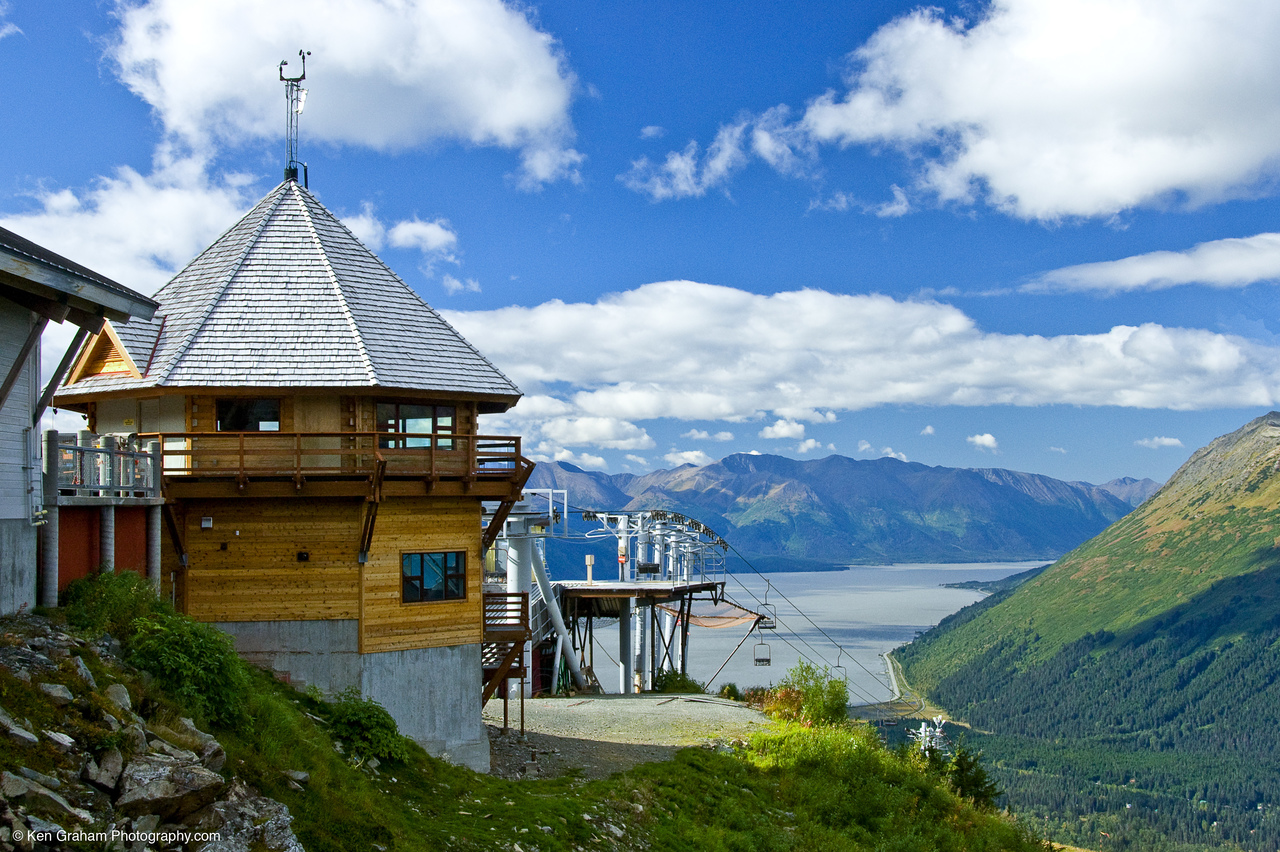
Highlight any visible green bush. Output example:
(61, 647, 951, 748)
(947, 743, 1002, 809)
(717, 682, 743, 701)
(753, 660, 848, 726)
(128, 612, 249, 729)
(328, 687, 408, 763)
(650, 668, 705, 694)
(63, 571, 168, 639)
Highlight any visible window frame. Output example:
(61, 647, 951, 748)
(215, 397, 282, 432)
(375, 400, 456, 450)
(401, 550, 467, 603)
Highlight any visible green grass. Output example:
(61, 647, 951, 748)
(31, 574, 1045, 851)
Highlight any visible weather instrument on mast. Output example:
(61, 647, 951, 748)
(279, 49, 310, 185)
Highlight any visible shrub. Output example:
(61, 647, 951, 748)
(328, 687, 408, 763)
(717, 682, 743, 701)
(650, 669, 705, 694)
(128, 612, 249, 729)
(63, 571, 168, 639)
(749, 661, 849, 726)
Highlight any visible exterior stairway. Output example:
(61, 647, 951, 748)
(481, 592, 530, 702)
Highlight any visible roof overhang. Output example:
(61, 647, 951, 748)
(0, 234, 156, 326)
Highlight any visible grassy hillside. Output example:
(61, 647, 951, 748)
(896, 412, 1280, 851)
(2, 573, 1048, 852)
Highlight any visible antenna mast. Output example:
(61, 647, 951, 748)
(279, 49, 310, 185)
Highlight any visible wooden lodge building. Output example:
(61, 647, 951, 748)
(53, 178, 532, 771)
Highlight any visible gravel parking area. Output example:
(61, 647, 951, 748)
(483, 694, 773, 781)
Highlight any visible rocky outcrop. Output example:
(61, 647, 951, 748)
(0, 615, 303, 852)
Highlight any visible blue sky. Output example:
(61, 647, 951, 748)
(6, 0, 1280, 485)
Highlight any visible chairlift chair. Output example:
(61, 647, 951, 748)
(753, 639, 771, 666)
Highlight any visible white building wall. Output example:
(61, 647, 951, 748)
(0, 302, 39, 612)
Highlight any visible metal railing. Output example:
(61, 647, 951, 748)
(136, 431, 529, 483)
(52, 433, 160, 498)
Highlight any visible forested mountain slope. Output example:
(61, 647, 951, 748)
(896, 411, 1280, 851)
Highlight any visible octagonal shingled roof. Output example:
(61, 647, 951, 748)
(56, 180, 521, 408)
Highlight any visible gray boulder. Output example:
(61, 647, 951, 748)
(116, 754, 226, 820)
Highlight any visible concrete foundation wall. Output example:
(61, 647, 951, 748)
(217, 619, 488, 773)
(216, 620, 361, 695)
(0, 519, 35, 614)
(362, 643, 488, 773)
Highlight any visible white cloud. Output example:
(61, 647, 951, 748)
(1135, 436, 1184, 449)
(111, 0, 582, 187)
(880, 446, 907, 461)
(967, 433, 999, 451)
(664, 449, 715, 467)
(645, 1, 1280, 219)
(640, 126, 665, 139)
(620, 121, 749, 201)
(920, 425, 935, 435)
(541, 449, 607, 470)
(759, 419, 805, 439)
(682, 428, 734, 441)
(539, 416, 655, 451)
(444, 280, 1280, 422)
(797, 438, 837, 454)
(388, 218, 458, 255)
(857, 440, 872, 453)
(441, 274, 481, 295)
(1049, 446, 1067, 454)
(1031, 232, 1280, 292)
(625, 454, 650, 467)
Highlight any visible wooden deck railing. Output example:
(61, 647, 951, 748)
(136, 431, 528, 483)
(482, 591, 530, 643)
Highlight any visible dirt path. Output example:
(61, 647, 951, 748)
(483, 694, 773, 781)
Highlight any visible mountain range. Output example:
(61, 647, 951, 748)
(527, 453, 1159, 570)
(895, 411, 1280, 850)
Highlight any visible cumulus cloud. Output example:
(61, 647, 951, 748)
(625, 454, 649, 467)
(445, 279, 1280, 463)
(619, 121, 749, 201)
(441, 274, 482, 295)
(1049, 446, 1067, 454)
(342, 206, 462, 278)
(920, 425, 935, 435)
(541, 449, 607, 470)
(640, 125, 665, 139)
(1136, 436, 1184, 449)
(759, 419, 805, 439)
(637, 1, 1280, 219)
(664, 449, 715, 467)
(880, 446, 907, 461)
(445, 280, 1280, 419)
(682, 429, 734, 441)
(857, 440, 873, 452)
(111, 0, 582, 187)
(967, 433, 999, 451)
(1031, 232, 1280, 292)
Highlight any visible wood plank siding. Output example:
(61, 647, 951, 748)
(360, 498, 483, 653)
(162, 495, 485, 653)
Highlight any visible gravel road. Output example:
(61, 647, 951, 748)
(482, 694, 773, 781)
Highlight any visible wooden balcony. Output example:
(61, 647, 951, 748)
(139, 431, 534, 500)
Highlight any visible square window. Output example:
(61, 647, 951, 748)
(402, 551, 466, 603)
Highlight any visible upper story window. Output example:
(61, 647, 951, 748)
(216, 398, 280, 432)
(376, 401, 455, 449)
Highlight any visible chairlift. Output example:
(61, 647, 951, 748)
(833, 650, 847, 684)
(758, 580, 776, 630)
(753, 636, 772, 667)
